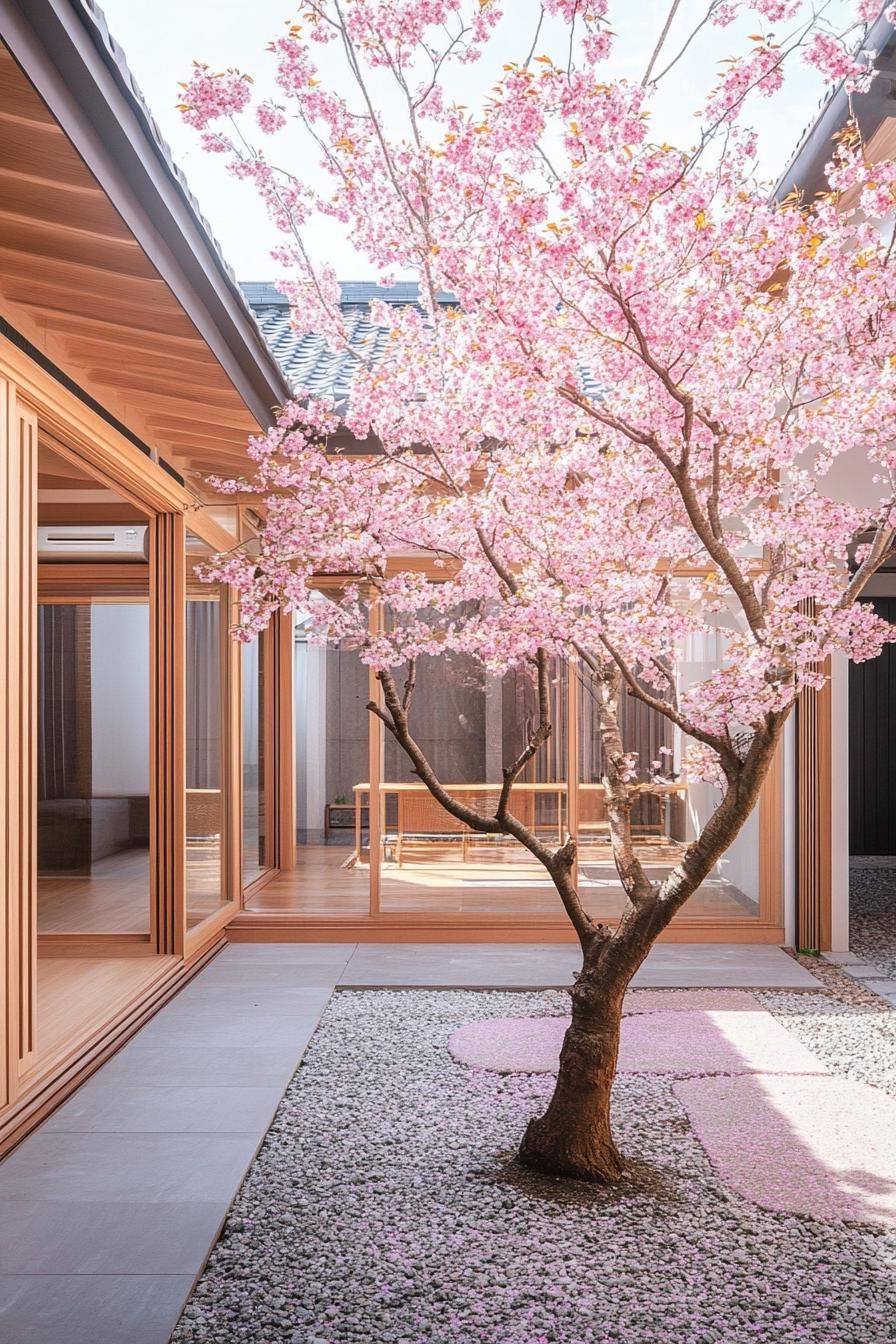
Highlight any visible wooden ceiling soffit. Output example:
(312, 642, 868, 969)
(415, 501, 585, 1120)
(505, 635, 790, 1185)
(82, 365, 236, 398)
(144, 404, 259, 432)
(0, 29, 287, 487)
(10, 301, 205, 347)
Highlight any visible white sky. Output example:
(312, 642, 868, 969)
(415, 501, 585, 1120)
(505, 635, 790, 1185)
(98, 0, 850, 282)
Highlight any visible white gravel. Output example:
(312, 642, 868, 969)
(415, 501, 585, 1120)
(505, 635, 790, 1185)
(172, 978, 896, 1344)
(850, 863, 896, 978)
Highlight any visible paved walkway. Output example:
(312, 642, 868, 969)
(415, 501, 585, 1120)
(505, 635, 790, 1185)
(0, 942, 820, 1344)
(337, 941, 819, 989)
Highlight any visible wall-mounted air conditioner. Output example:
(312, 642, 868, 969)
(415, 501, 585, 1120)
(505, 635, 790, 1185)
(37, 524, 149, 562)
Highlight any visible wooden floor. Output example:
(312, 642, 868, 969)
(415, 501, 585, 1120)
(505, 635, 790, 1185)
(37, 844, 228, 933)
(247, 843, 759, 920)
(34, 954, 178, 1074)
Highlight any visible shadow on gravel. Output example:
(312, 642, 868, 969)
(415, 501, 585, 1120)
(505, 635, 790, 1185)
(478, 1152, 682, 1210)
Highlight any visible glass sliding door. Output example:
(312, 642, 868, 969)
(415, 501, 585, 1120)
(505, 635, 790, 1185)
(378, 607, 568, 914)
(242, 634, 269, 888)
(290, 603, 371, 914)
(36, 599, 151, 934)
(185, 530, 231, 928)
(575, 633, 764, 923)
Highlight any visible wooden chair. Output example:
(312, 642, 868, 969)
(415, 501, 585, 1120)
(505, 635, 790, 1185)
(186, 789, 222, 841)
(395, 791, 467, 865)
(578, 786, 610, 844)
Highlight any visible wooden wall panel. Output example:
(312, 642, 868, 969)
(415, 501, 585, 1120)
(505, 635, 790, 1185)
(150, 513, 185, 955)
(1, 379, 38, 1094)
(795, 659, 832, 952)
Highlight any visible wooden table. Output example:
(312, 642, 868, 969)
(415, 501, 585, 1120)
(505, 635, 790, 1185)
(352, 780, 687, 859)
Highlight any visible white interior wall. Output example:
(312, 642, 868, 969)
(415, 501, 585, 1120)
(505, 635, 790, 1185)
(242, 638, 260, 771)
(295, 632, 328, 838)
(90, 603, 150, 795)
(783, 714, 796, 947)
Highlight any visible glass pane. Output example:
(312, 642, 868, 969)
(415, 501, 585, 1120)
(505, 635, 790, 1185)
(242, 635, 268, 887)
(37, 602, 151, 934)
(576, 634, 761, 922)
(245, 600, 372, 917)
(185, 532, 229, 927)
(379, 614, 568, 914)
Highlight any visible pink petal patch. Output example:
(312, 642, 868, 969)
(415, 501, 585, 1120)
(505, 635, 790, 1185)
(448, 1008, 828, 1076)
(675, 1074, 896, 1227)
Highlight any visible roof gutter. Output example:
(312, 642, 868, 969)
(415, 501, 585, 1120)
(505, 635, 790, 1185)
(773, 15, 896, 202)
(0, 0, 292, 426)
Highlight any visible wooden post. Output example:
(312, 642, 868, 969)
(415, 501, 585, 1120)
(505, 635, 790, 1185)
(1, 378, 38, 1095)
(150, 512, 185, 956)
(368, 600, 383, 916)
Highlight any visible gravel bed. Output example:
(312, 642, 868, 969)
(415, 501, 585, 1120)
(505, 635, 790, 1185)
(850, 863, 896, 976)
(173, 985, 896, 1344)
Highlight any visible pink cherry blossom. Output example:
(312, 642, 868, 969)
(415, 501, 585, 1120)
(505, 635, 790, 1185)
(180, 0, 896, 947)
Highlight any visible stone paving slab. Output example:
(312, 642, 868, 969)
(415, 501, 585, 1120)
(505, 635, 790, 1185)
(448, 1004, 828, 1075)
(0, 1199, 228, 1276)
(0, 1274, 196, 1344)
(340, 942, 821, 989)
(42, 1082, 285, 1135)
(675, 1073, 896, 1227)
(0, 945, 343, 1344)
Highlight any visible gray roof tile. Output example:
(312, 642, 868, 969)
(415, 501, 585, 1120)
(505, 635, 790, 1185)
(244, 282, 455, 405)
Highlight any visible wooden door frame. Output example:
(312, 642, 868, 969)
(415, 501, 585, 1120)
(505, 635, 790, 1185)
(182, 516, 240, 958)
(34, 582, 156, 958)
(0, 332, 250, 1107)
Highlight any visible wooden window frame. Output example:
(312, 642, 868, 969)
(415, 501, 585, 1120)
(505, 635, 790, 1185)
(272, 567, 785, 941)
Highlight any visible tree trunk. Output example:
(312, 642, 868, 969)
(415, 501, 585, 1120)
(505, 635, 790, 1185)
(518, 939, 628, 1183)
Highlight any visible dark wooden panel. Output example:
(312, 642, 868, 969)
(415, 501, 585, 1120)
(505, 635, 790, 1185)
(849, 597, 896, 855)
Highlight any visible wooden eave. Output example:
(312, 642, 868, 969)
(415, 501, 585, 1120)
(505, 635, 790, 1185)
(0, 1, 291, 495)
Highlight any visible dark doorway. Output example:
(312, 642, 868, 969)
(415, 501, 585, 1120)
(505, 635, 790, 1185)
(849, 596, 896, 856)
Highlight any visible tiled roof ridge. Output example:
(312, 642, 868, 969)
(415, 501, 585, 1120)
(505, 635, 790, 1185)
(242, 280, 456, 307)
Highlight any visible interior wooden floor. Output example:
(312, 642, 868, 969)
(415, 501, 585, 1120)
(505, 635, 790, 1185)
(247, 842, 760, 920)
(37, 844, 229, 933)
(34, 954, 178, 1075)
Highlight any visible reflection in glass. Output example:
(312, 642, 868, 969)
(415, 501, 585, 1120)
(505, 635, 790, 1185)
(269, 607, 372, 916)
(378, 622, 568, 914)
(37, 602, 151, 933)
(185, 533, 229, 927)
(242, 636, 268, 887)
(576, 633, 760, 920)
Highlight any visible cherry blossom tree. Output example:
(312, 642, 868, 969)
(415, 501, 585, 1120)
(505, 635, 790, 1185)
(181, 0, 896, 1182)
